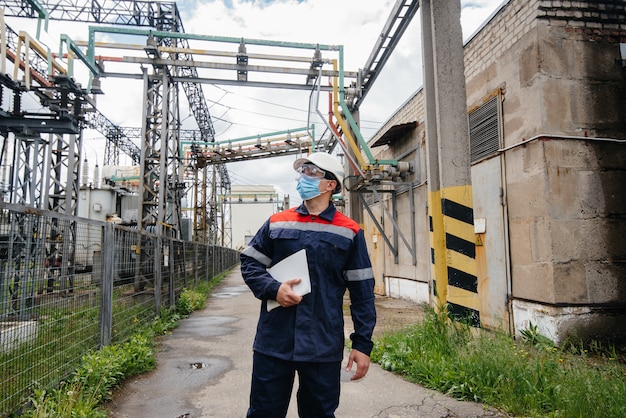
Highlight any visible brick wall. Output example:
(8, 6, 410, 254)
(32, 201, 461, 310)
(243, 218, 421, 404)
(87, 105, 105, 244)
(538, 0, 626, 41)
(464, 0, 626, 80)
(464, 0, 540, 81)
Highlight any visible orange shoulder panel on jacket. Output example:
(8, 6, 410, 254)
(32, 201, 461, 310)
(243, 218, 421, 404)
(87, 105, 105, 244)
(270, 207, 299, 223)
(270, 207, 361, 234)
(332, 211, 361, 234)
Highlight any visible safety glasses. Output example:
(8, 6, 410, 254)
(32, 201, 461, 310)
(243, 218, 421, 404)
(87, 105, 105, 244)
(296, 163, 326, 178)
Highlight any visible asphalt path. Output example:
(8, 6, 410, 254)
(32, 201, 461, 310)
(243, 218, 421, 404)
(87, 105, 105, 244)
(106, 268, 507, 418)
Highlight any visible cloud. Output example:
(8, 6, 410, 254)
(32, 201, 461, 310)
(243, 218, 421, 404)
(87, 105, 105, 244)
(4, 0, 505, 207)
(461, 0, 507, 40)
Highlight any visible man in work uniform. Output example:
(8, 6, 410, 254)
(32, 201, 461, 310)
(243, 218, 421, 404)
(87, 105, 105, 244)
(240, 152, 376, 418)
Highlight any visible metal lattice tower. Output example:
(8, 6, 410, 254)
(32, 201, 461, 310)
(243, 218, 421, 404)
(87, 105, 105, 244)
(3, 0, 228, 245)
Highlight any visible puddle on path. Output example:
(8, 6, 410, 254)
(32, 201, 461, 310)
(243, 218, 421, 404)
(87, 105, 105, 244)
(172, 315, 237, 338)
(212, 285, 249, 298)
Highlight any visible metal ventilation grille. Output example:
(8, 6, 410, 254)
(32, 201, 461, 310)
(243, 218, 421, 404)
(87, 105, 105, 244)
(469, 96, 500, 163)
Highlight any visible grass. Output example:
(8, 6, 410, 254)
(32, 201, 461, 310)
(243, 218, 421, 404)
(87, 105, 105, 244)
(0, 304, 102, 416)
(15, 271, 229, 417)
(24, 333, 156, 418)
(370, 307, 626, 418)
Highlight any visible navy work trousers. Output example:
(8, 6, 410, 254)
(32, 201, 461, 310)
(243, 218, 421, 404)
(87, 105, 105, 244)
(246, 351, 341, 418)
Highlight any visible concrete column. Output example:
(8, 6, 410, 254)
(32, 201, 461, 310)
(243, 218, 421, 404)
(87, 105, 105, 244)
(422, 0, 480, 325)
(431, 0, 471, 187)
(421, 0, 446, 308)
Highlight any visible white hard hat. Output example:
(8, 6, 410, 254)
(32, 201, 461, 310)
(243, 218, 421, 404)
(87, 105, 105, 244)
(293, 152, 344, 193)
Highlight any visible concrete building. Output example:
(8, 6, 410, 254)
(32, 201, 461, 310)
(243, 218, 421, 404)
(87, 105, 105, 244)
(364, 0, 626, 344)
(229, 185, 280, 250)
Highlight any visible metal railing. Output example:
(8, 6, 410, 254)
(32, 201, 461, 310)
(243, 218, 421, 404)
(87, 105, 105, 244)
(0, 202, 239, 416)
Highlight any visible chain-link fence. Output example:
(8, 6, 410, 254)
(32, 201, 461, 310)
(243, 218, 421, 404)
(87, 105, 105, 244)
(0, 202, 239, 416)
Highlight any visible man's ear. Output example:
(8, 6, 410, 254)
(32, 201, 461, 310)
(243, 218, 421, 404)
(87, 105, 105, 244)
(326, 179, 337, 192)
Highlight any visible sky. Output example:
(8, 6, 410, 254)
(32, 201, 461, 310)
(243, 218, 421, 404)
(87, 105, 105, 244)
(5, 0, 506, 209)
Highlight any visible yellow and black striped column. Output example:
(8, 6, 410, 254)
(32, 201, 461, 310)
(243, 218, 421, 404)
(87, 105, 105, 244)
(441, 185, 479, 326)
(429, 186, 480, 327)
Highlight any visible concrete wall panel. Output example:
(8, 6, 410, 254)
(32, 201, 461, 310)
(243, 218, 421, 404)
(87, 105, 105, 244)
(585, 262, 626, 304)
(385, 277, 430, 305)
(511, 262, 555, 302)
(506, 177, 547, 219)
(553, 260, 589, 303)
(529, 217, 553, 263)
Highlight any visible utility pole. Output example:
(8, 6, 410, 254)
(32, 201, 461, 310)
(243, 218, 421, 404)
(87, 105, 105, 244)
(421, 0, 480, 325)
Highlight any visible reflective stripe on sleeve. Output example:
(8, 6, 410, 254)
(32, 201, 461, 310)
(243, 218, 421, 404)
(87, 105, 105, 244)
(345, 267, 374, 282)
(242, 245, 272, 266)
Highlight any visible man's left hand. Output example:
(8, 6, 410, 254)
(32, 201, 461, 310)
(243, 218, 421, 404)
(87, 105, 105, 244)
(346, 349, 370, 380)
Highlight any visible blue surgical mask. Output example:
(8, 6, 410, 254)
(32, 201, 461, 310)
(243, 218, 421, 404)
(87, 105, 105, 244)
(296, 175, 322, 200)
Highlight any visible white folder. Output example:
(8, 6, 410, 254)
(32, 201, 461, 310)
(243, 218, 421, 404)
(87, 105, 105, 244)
(266, 249, 311, 311)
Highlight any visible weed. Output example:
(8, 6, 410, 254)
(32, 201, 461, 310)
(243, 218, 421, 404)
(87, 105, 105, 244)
(176, 287, 206, 315)
(371, 307, 626, 418)
(519, 322, 555, 349)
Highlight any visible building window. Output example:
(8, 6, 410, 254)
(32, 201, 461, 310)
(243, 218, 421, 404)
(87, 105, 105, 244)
(469, 95, 501, 163)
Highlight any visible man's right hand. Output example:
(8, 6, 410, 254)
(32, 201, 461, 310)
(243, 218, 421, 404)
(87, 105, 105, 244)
(276, 278, 303, 307)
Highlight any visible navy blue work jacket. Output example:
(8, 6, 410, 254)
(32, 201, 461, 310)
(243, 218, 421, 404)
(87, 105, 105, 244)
(240, 202, 376, 363)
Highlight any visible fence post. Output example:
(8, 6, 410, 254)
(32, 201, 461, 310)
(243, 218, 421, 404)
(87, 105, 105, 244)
(204, 244, 211, 280)
(212, 246, 216, 279)
(99, 223, 114, 347)
(154, 236, 162, 316)
(194, 242, 198, 287)
(169, 239, 175, 307)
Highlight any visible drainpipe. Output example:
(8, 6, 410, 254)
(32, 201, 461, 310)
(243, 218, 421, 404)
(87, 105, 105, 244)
(498, 95, 514, 336)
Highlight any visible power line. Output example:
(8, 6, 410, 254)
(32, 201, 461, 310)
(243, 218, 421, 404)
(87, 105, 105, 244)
(208, 85, 383, 127)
